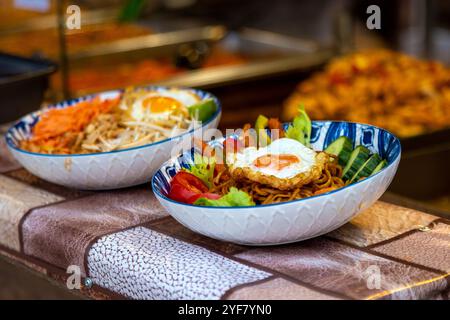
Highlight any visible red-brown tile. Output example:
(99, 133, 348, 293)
(5, 169, 92, 199)
(371, 221, 450, 273)
(235, 238, 447, 299)
(328, 202, 437, 247)
(22, 187, 168, 275)
(225, 277, 341, 300)
(0, 175, 63, 251)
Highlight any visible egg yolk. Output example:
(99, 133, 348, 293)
(142, 96, 182, 113)
(253, 154, 299, 171)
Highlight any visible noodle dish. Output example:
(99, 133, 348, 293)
(152, 106, 401, 244)
(6, 86, 221, 190)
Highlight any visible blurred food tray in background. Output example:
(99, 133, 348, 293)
(62, 27, 331, 97)
(61, 25, 228, 95)
(282, 49, 450, 139)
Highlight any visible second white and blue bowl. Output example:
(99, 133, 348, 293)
(152, 121, 401, 245)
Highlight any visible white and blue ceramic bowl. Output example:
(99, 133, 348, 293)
(6, 86, 221, 190)
(152, 121, 401, 245)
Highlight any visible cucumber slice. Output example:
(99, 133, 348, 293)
(370, 159, 387, 176)
(188, 99, 217, 122)
(324, 136, 353, 166)
(350, 153, 382, 183)
(342, 146, 370, 181)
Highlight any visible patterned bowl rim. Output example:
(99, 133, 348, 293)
(151, 120, 402, 209)
(5, 86, 222, 158)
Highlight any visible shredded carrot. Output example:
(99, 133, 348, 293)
(29, 96, 120, 153)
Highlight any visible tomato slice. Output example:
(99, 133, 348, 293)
(172, 172, 208, 193)
(168, 183, 198, 204)
(168, 172, 219, 204)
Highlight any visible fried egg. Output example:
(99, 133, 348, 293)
(227, 138, 329, 190)
(124, 89, 201, 121)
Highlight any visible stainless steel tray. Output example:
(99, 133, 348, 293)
(159, 51, 332, 89)
(0, 8, 121, 35)
(68, 25, 227, 67)
(218, 28, 321, 56)
(70, 26, 319, 63)
(68, 27, 333, 90)
(160, 28, 332, 88)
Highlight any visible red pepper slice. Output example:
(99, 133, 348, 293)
(223, 137, 243, 153)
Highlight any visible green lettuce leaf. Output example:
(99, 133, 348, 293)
(285, 125, 305, 144)
(184, 153, 215, 188)
(285, 104, 311, 147)
(194, 187, 255, 207)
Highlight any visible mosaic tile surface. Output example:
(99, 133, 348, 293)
(87, 227, 270, 300)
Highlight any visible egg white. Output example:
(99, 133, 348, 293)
(150, 89, 201, 107)
(228, 138, 317, 179)
(127, 89, 201, 121)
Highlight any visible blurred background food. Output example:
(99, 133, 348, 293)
(283, 49, 450, 138)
